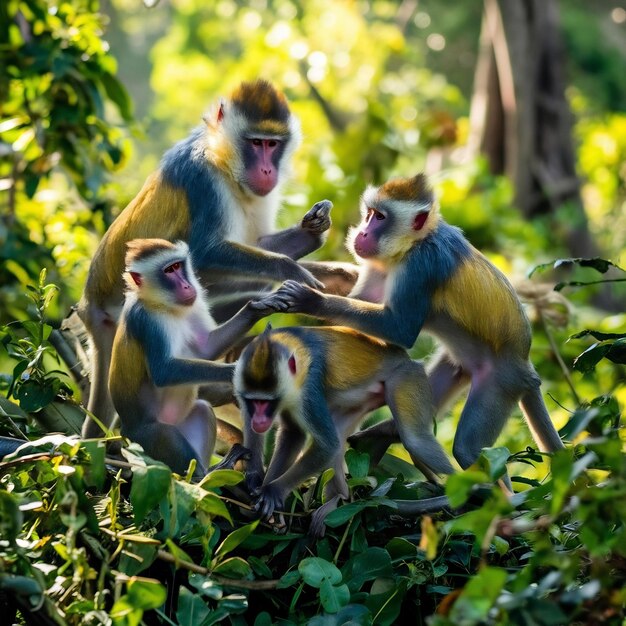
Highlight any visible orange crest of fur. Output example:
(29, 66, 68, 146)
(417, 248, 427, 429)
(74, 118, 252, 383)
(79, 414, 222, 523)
(379, 173, 432, 202)
(230, 79, 291, 129)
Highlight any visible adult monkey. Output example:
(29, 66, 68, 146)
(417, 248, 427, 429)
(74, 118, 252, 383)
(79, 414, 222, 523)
(79, 79, 357, 437)
(277, 173, 564, 480)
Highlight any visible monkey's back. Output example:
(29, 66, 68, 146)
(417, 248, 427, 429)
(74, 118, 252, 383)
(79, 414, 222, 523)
(108, 315, 147, 414)
(84, 172, 192, 309)
(430, 245, 531, 357)
(273, 326, 408, 391)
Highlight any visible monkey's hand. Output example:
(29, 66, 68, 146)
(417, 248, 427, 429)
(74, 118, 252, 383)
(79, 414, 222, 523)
(255, 482, 284, 520)
(248, 289, 294, 314)
(245, 469, 265, 496)
(274, 279, 323, 314)
(301, 199, 332, 235)
(280, 259, 325, 290)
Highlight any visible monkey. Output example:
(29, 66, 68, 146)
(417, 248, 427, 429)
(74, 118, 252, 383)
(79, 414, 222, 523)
(108, 238, 293, 478)
(276, 173, 564, 484)
(233, 324, 454, 536)
(79, 79, 357, 437)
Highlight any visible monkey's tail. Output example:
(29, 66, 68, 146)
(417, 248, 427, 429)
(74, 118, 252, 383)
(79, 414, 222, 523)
(519, 387, 564, 452)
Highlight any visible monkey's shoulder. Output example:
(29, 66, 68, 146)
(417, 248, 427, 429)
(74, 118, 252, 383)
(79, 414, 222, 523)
(405, 221, 473, 289)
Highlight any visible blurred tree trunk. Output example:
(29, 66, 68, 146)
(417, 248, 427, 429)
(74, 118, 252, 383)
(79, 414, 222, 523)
(468, 0, 620, 309)
(469, 0, 584, 226)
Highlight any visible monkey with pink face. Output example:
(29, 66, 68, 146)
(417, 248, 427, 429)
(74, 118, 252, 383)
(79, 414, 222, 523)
(277, 173, 563, 478)
(109, 238, 293, 477)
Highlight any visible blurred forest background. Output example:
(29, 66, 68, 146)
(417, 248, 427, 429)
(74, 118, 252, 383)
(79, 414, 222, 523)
(1, 1, 626, 624)
(1, 0, 624, 451)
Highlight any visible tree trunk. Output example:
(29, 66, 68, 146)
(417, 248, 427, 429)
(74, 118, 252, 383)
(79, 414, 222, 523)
(468, 0, 620, 309)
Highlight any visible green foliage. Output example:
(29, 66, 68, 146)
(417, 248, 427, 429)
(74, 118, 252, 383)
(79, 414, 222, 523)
(0, 0, 132, 323)
(0, 1, 625, 624)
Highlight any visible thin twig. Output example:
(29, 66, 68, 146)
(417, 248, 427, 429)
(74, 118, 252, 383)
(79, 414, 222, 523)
(156, 550, 281, 590)
(539, 311, 581, 406)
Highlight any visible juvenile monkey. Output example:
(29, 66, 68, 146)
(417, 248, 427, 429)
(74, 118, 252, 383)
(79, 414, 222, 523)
(109, 238, 291, 477)
(234, 324, 453, 535)
(80, 79, 356, 436)
(278, 173, 563, 475)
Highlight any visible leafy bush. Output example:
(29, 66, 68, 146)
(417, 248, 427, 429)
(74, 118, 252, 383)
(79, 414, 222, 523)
(0, 260, 624, 625)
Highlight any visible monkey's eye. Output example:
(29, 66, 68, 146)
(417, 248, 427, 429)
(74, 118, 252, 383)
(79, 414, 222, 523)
(251, 138, 262, 146)
(268, 140, 278, 148)
(367, 208, 385, 221)
(164, 262, 181, 274)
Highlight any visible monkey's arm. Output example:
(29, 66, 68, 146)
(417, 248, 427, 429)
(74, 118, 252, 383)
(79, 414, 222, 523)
(129, 312, 235, 386)
(277, 278, 430, 349)
(202, 290, 292, 361)
(257, 395, 339, 519)
(191, 239, 324, 290)
(257, 200, 332, 259)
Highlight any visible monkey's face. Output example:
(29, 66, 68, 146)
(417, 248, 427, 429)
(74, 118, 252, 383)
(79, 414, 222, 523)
(161, 259, 197, 307)
(241, 136, 286, 196)
(243, 396, 280, 434)
(351, 204, 389, 259)
(348, 178, 437, 264)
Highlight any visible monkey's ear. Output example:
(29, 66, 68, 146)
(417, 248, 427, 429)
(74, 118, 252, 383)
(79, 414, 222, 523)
(413, 211, 429, 231)
(288, 354, 296, 375)
(130, 271, 142, 287)
(217, 101, 225, 123)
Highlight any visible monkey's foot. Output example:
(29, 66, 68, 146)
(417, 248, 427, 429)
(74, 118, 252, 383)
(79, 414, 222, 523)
(209, 443, 251, 471)
(308, 495, 344, 538)
(255, 483, 284, 520)
(301, 199, 332, 235)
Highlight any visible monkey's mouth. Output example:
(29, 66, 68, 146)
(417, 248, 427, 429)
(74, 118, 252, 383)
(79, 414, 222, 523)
(245, 398, 279, 434)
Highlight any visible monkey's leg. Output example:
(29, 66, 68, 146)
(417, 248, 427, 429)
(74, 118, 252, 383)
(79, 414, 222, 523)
(386, 361, 455, 480)
(452, 374, 518, 471)
(519, 382, 563, 452)
(124, 418, 207, 478)
(258, 402, 338, 520)
(176, 400, 217, 468)
(83, 317, 117, 438)
(427, 350, 471, 412)
(309, 451, 349, 538)
(349, 351, 469, 459)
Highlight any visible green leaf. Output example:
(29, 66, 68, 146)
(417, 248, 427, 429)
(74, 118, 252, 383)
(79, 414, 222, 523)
(214, 520, 259, 561)
(198, 491, 232, 523)
(477, 447, 510, 482)
(349, 548, 393, 591)
(176, 587, 210, 626)
(200, 469, 244, 489)
(570, 329, 626, 341)
(130, 463, 172, 524)
(81, 440, 106, 489)
(345, 448, 370, 479)
(299, 557, 342, 588)
(0, 491, 23, 544)
(324, 500, 375, 527)
(449, 567, 507, 623)
(126, 578, 166, 610)
(366, 578, 407, 626)
(385, 537, 417, 562)
(15, 379, 56, 412)
(212, 556, 252, 578)
(573, 342, 612, 373)
(445, 470, 489, 508)
(101, 72, 133, 120)
(320, 579, 350, 613)
(529, 257, 623, 277)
